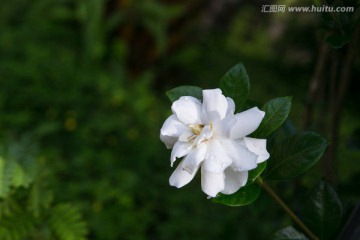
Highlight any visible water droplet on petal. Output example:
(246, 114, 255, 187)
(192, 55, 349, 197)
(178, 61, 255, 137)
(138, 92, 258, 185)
(221, 163, 227, 168)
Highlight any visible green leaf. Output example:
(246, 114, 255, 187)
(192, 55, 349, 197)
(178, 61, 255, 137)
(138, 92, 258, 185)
(212, 183, 260, 207)
(274, 226, 308, 240)
(252, 97, 292, 138)
(166, 85, 203, 102)
(219, 63, 250, 112)
(247, 161, 267, 184)
(304, 180, 342, 240)
(266, 132, 328, 180)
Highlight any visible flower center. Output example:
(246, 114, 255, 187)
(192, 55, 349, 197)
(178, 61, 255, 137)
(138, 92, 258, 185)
(187, 123, 214, 146)
(189, 124, 204, 135)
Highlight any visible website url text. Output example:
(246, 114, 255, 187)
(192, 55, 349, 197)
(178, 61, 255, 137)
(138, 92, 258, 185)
(261, 5, 354, 13)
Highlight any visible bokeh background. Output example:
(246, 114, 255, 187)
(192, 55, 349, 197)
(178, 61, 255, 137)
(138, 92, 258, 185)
(0, 0, 359, 239)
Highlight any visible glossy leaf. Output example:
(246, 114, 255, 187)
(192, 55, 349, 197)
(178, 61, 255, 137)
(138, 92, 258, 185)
(274, 226, 308, 240)
(247, 161, 267, 184)
(252, 97, 292, 138)
(304, 180, 342, 240)
(266, 132, 328, 180)
(166, 85, 203, 102)
(212, 183, 260, 207)
(219, 63, 249, 112)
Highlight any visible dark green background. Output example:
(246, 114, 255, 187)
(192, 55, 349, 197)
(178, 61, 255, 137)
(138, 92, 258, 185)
(0, 0, 359, 239)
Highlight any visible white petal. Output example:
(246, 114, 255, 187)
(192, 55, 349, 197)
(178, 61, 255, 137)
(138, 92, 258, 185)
(220, 139, 257, 171)
(201, 167, 224, 197)
(182, 143, 207, 174)
(160, 114, 189, 149)
(160, 134, 177, 149)
(226, 97, 235, 116)
(221, 168, 248, 195)
(203, 139, 232, 173)
(244, 137, 270, 163)
(170, 141, 193, 166)
(201, 89, 228, 123)
(212, 115, 236, 139)
(171, 96, 202, 125)
(178, 130, 194, 142)
(169, 159, 199, 188)
(230, 107, 265, 139)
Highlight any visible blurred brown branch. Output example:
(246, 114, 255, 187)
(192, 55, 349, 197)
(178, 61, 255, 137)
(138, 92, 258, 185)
(303, 26, 360, 184)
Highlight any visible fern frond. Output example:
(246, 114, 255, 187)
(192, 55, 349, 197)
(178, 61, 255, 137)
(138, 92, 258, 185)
(0, 137, 39, 198)
(50, 204, 87, 240)
(27, 178, 53, 217)
(0, 156, 17, 198)
(0, 201, 34, 240)
(9, 136, 38, 188)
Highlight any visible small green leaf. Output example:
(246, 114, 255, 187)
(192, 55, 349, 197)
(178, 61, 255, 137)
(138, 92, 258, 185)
(304, 180, 342, 240)
(248, 161, 267, 184)
(266, 132, 328, 180)
(212, 183, 260, 207)
(274, 226, 308, 240)
(252, 97, 292, 138)
(166, 85, 202, 102)
(219, 63, 250, 112)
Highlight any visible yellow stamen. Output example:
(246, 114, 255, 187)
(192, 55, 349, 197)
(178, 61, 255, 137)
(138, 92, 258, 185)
(189, 124, 204, 135)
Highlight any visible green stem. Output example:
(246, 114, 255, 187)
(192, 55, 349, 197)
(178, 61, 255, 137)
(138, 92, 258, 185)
(257, 177, 319, 240)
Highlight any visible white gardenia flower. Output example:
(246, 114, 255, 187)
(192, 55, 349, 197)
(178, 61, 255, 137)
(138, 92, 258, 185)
(160, 88, 270, 197)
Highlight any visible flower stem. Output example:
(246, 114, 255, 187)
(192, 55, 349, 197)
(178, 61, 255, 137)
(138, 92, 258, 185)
(257, 177, 319, 240)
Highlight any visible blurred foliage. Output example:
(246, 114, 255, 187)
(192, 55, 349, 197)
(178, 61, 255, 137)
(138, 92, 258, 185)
(0, 0, 359, 239)
(0, 137, 87, 240)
